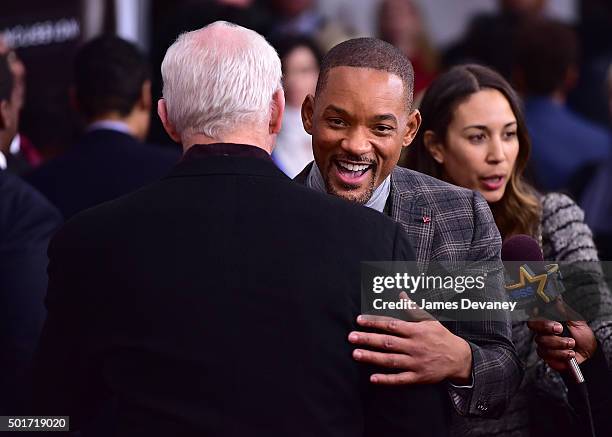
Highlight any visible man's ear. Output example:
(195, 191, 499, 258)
(157, 99, 181, 143)
(139, 80, 153, 112)
(402, 109, 422, 149)
(423, 130, 444, 164)
(301, 94, 315, 135)
(269, 88, 285, 135)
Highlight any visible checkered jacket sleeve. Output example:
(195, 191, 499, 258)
(445, 191, 523, 418)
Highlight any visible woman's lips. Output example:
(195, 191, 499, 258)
(480, 175, 505, 191)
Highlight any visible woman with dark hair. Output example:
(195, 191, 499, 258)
(270, 35, 322, 177)
(404, 64, 612, 436)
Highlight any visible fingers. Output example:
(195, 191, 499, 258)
(399, 291, 435, 321)
(348, 331, 410, 354)
(534, 333, 575, 351)
(536, 345, 575, 362)
(369, 372, 418, 385)
(352, 348, 413, 370)
(527, 318, 563, 335)
(356, 315, 413, 336)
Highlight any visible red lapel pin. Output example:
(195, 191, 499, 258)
(422, 216, 431, 224)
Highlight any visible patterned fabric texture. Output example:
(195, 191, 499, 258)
(295, 164, 523, 421)
(388, 167, 522, 420)
(454, 192, 612, 436)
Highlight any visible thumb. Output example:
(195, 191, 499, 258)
(399, 291, 435, 322)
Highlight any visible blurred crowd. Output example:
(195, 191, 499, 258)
(2, 0, 611, 227)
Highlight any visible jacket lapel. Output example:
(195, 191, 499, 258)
(389, 174, 434, 272)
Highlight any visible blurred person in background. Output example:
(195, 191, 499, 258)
(0, 53, 62, 415)
(25, 35, 180, 220)
(377, 0, 438, 96)
(513, 19, 611, 195)
(271, 35, 321, 177)
(443, 0, 546, 80)
(266, 0, 349, 53)
(580, 64, 612, 261)
(0, 38, 41, 174)
(568, 0, 612, 129)
(404, 63, 612, 437)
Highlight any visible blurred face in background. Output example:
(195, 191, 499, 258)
(500, 0, 546, 15)
(0, 39, 25, 111)
(271, 0, 313, 17)
(283, 45, 319, 108)
(0, 84, 20, 152)
(378, 0, 422, 58)
(426, 89, 519, 203)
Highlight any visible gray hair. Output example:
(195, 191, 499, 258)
(161, 21, 282, 139)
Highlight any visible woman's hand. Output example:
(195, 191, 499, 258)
(527, 318, 597, 371)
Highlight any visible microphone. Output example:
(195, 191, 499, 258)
(501, 234, 585, 384)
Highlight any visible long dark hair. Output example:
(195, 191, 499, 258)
(403, 64, 540, 240)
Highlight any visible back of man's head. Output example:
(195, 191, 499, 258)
(160, 21, 282, 142)
(315, 37, 415, 110)
(74, 35, 150, 120)
(514, 18, 578, 97)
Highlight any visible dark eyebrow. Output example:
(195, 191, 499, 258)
(323, 105, 350, 117)
(462, 125, 487, 131)
(463, 121, 517, 132)
(323, 106, 398, 125)
(372, 114, 398, 125)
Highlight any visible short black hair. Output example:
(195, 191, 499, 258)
(315, 37, 415, 109)
(74, 35, 150, 119)
(514, 19, 579, 96)
(0, 54, 14, 103)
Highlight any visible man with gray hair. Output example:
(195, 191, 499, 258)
(32, 22, 449, 436)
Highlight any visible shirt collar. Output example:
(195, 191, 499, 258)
(182, 143, 272, 162)
(87, 120, 133, 136)
(306, 162, 391, 213)
(0, 151, 6, 170)
(9, 134, 20, 154)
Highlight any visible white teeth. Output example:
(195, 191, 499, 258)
(338, 162, 370, 172)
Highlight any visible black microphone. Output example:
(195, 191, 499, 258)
(501, 234, 585, 384)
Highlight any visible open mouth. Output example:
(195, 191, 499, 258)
(334, 160, 373, 179)
(480, 175, 505, 190)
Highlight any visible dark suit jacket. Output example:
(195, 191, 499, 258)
(295, 163, 522, 419)
(33, 144, 450, 437)
(0, 171, 62, 414)
(25, 129, 180, 219)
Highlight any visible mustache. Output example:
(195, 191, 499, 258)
(332, 154, 377, 165)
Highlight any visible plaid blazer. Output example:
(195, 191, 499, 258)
(295, 164, 522, 418)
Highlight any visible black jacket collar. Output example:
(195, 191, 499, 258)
(167, 143, 287, 180)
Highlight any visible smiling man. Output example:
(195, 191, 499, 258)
(295, 38, 522, 421)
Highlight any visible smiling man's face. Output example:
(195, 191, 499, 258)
(302, 66, 420, 204)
